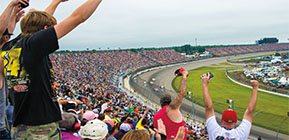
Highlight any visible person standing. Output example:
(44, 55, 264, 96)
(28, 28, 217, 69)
(0, 1, 28, 139)
(153, 70, 188, 140)
(1, 0, 103, 139)
(201, 72, 259, 140)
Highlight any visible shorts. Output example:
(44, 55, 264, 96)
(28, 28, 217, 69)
(11, 122, 61, 140)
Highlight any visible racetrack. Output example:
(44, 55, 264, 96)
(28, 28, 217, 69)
(131, 51, 289, 140)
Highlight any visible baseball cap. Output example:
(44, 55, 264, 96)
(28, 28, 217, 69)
(92, 108, 99, 114)
(103, 119, 114, 131)
(221, 110, 237, 123)
(81, 119, 108, 140)
(120, 123, 131, 132)
(83, 111, 98, 121)
(104, 108, 112, 112)
(103, 119, 114, 128)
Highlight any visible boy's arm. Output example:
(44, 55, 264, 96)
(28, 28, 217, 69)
(8, 6, 24, 34)
(45, 0, 69, 15)
(0, 0, 28, 37)
(54, 0, 102, 39)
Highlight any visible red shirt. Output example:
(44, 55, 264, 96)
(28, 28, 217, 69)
(153, 105, 187, 140)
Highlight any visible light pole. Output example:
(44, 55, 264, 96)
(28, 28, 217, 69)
(227, 99, 234, 110)
(276, 112, 289, 139)
(187, 91, 195, 122)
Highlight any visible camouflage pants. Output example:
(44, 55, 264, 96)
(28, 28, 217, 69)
(11, 122, 61, 140)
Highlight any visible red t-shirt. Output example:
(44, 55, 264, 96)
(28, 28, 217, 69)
(153, 105, 187, 140)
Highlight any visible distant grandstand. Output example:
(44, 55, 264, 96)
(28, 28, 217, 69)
(205, 43, 289, 57)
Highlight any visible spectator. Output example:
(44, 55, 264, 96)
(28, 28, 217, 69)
(136, 107, 153, 136)
(81, 119, 108, 140)
(121, 129, 150, 140)
(101, 100, 113, 114)
(0, 0, 103, 139)
(0, 1, 28, 139)
(112, 112, 120, 126)
(201, 73, 259, 140)
(103, 119, 116, 140)
(153, 119, 186, 140)
(114, 123, 131, 140)
(77, 110, 98, 136)
(59, 112, 81, 140)
(153, 70, 188, 139)
(104, 108, 113, 120)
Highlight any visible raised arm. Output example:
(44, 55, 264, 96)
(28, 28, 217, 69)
(168, 71, 188, 110)
(8, 5, 24, 34)
(243, 80, 259, 123)
(140, 107, 149, 121)
(201, 73, 214, 120)
(54, 0, 102, 39)
(0, 0, 27, 37)
(45, 0, 69, 16)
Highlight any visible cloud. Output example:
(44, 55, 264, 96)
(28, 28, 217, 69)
(1, 0, 288, 50)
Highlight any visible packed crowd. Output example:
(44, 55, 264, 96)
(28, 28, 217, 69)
(138, 49, 192, 64)
(206, 44, 289, 56)
(50, 51, 156, 93)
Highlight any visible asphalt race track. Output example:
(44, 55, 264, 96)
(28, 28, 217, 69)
(132, 51, 289, 140)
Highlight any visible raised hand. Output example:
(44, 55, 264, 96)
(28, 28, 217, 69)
(201, 73, 212, 86)
(171, 126, 185, 140)
(250, 80, 259, 88)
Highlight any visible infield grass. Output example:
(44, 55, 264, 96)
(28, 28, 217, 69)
(172, 64, 289, 135)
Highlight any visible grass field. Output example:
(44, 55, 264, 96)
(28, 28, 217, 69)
(172, 64, 289, 135)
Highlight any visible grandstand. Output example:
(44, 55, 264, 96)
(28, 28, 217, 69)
(206, 44, 289, 56)
(138, 49, 192, 64)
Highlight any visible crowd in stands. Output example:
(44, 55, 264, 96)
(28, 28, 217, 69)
(49, 50, 208, 140)
(138, 49, 192, 64)
(50, 51, 156, 92)
(206, 44, 289, 56)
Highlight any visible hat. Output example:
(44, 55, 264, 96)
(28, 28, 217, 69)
(92, 108, 99, 114)
(81, 119, 108, 140)
(222, 110, 237, 123)
(83, 111, 98, 121)
(103, 119, 114, 131)
(3, 29, 13, 36)
(120, 123, 131, 132)
(103, 119, 114, 128)
(104, 108, 112, 112)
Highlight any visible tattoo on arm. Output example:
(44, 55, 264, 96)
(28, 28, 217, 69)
(169, 78, 186, 109)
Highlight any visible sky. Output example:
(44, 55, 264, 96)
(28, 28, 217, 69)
(1, 0, 289, 50)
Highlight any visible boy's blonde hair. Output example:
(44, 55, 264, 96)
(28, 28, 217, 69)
(20, 10, 57, 37)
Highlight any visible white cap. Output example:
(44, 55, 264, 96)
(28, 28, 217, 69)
(81, 119, 108, 140)
(120, 123, 131, 132)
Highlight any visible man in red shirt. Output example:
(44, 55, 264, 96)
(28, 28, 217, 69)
(153, 70, 188, 140)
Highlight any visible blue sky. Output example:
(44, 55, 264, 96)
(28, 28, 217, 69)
(1, 0, 289, 50)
